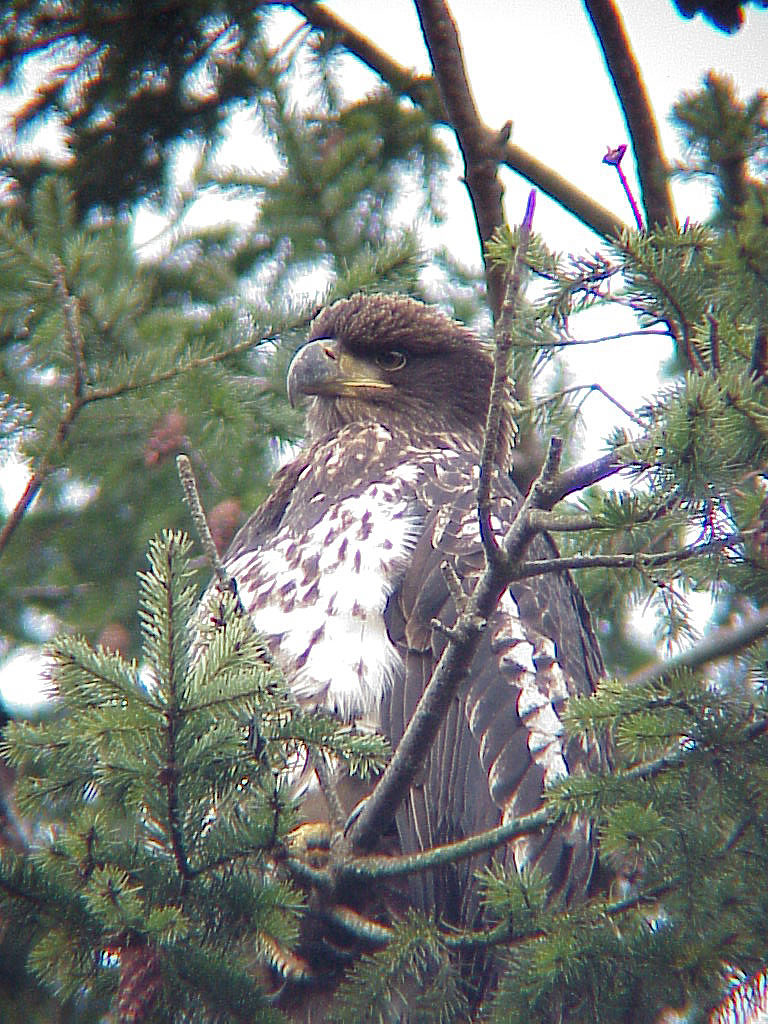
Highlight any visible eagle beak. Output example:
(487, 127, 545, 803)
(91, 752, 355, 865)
(286, 338, 392, 407)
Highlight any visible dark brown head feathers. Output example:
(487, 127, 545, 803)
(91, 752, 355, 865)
(308, 292, 477, 357)
(301, 292, 515, 465)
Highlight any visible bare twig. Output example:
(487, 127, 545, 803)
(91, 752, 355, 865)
(512, 328, 671, 350)
(510, 531, 746, 580)
(439, 559, 466, 609)
(584, 0, 675, 228)
(527, 381, 645, 428)
(288, 1, 626, 240)
(477, 191, 535, 561)
(603, 143, 644, 230)
(176, 455, 246, 615)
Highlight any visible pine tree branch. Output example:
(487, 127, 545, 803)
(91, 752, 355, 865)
(443, 815, 752, 954)
(442, 875, 676, 953)
(583, 0, 675, 228)
(625, 603, 768, 691)
(0, 260, 89, 559)
(160, 546, 193, 887)
(528, 494, 680, 532)
(86, 329, 279, 404)
(287, 1, 626, 240)
(414, 0, 508, 317)
(0, 315, 277, 560)
(342, 806, 550, 881)
(322, 810, 756, 959)
(617, 233, 704, 371)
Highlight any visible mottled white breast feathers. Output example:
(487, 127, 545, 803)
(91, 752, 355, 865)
(226, 478, 422, 720)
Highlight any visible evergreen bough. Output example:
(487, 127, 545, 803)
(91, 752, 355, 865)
(0, 530, 388, 1022)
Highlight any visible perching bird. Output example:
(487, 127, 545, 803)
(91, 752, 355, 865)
(220, 292, 605, 1014)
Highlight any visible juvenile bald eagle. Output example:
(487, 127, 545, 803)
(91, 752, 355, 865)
(222, 293, 604, 1012)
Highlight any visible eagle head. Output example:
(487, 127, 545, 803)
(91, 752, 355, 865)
(287, 292, 515, 464)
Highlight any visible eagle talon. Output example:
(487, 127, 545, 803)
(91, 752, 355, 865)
(288, 822, 332, 867)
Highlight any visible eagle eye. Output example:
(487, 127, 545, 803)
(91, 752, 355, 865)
(375, 350, 407, 371)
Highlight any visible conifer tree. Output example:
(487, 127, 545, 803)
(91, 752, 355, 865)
(1, 3, 768, 1022)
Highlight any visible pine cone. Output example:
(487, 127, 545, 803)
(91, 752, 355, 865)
(143, 410, 189, 467)
(117, 942, 163, 1024)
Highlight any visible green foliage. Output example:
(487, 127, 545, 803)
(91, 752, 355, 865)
(0, 173, 300, 651)
(674, 72, 767, 224)
(328, 913, 467, 1024)
(0, 531, 388, 1021)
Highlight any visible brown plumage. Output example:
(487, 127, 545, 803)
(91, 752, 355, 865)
(222, 292, 605, 1016)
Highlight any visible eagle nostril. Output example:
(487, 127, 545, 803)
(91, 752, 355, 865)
(322, 344, 336, 361)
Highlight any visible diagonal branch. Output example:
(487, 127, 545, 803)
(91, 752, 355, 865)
(583, 0, 675, 228)
(0, 316, 277, 560)
(625, 603, 768, 690)
(347, 435, 630, 853)
(344, 806, 549, 881)
(287, 1, 625, 240)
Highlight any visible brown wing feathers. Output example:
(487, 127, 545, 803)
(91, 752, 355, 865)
(383, 461, 603, 926)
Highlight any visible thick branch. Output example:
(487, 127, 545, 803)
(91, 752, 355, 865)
(414, 0, 506, 317)
(347, 436, 614, 853)
(544, 444, 637, 505)
(287, 1, 626, 240)
(501, 143, 625, 239)
(583, 0, 675, 227)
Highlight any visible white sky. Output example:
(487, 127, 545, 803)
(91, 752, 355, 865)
(2, 1, 768, 711)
